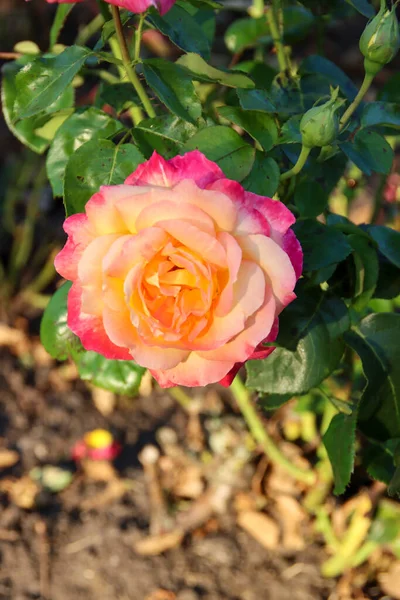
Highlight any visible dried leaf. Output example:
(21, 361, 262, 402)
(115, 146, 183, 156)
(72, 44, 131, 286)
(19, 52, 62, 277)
(134, 529, 184, 555)
(0, 449, 19, 469)
(237, 510, 280, 550)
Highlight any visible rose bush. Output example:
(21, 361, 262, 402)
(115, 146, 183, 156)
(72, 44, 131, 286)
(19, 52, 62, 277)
(55, 151, 302, 388)
(42, 0, 176, 15)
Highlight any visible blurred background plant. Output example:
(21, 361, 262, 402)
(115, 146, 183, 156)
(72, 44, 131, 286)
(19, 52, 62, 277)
(1, 1, 400, 599)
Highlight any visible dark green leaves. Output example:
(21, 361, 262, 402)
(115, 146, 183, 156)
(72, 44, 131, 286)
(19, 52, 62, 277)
(361, 102, 400, 131)
(237, 88, 276, 112)
(77, 352, 145, 397)
(143, 59, 201, 124)
(246, 290, 350, 396)
(14, 46, 91, 119)
(242, 152, 280, 197)
(147, 4, 211, 59)
(217, 106, 278, 151)
(345, 314, 400, 442)
(41, 283, 145, 396)
(294, 180, 328, 218)
(344, 0, 375, 18)
(340, 130, 394, 175)
(133, 114, 198, 158)
(300, 55, 358, 102)
(40, 282, 79, 360)
(64, 139, 144, 215)
(323, 411, 357, 494)
(183, 125, 255, 180)
(292, 220, 352, 271)
(47, 108, 122, 197)
(368, 225, 400, 268)
(1, 61, 73, 154)
(177, 53, 254, 88)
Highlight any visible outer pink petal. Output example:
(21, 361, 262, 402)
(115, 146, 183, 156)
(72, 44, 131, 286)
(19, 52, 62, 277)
(125, 151, 224, 189)
(244, 191, 296, 236)
(104, 0, 176, 15)
(151, 352, 234, 388)
(68, 282, 131, 360)
(135, 200, 216, 235)
(283, 228, 303, 280)
(207, 179, 270, 236)
(55, 213, 94, 281)
(218, 317, 279, 387)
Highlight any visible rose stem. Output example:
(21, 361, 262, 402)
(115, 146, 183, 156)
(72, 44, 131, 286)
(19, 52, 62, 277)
(280, 145, 311, 181)
(230, 375, 316, 485)
(110, 5, 156, 120)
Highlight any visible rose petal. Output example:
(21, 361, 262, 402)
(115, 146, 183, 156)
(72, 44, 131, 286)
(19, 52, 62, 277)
(151, 351, 234, 388)
(55, 213, 94, 281)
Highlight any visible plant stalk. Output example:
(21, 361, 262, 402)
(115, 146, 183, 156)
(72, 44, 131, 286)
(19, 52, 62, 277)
(280, 145, 311, 181)
(339, 72, 374, 131)
(231, 376, 316, 484)
(266, 2, 289, 76)
(110, 5, 156, 120)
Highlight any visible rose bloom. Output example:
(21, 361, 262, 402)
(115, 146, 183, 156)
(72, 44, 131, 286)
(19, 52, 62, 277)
(55, 151, 302, 388)
(42, 0, 176, 15)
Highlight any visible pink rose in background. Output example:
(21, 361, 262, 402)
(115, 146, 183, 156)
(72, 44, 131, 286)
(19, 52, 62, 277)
(42, 0, 176, 14)
(55, 151, 302, 388)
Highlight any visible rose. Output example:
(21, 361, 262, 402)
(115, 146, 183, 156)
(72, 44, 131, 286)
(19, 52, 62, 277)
(42, 0, 176, 15)
(55, 151, 302, 388)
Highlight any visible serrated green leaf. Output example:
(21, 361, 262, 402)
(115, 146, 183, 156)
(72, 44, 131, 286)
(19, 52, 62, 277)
(182, 125, 255, 181)
(218, 106, 278, 151)
(46, 108, 122, 197)
(294, 180, 328, 218)
(142, 59, 201, 124)
(345, 313, 400, 441)
(242, 151, 280, 197)
(300, 55, 359, 102)
(323, 411, 357, 494)
(15, 46, 91, 118)
(237, 88, 276, 112)
(64, 139, 144, 215)
(292, 220, 352, 271)
(367, 225, 400, 269)
(361, 102, 400, 131)
(344, 0, 374, 17)
(40, 282, 79, 360)
(147, 4, 211, 59)
(133, 114, 198, 158)
(246, 290, 350, 395)
(348, 233, 379, 311)
(1, 61, 74, 154)
(340, 130, 393, 175)
(97, 82, 140, 114)
(77, 351, 145, 396)
(177, 53, 254, 88)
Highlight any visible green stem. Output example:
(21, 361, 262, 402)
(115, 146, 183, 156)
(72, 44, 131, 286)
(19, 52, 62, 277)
(280, 145, 311, 181)
(75, 13, 105, 46)
(266, 3, 288, 76)
(339, 72, 374, 131)
(134, 13, 146, 63)
(168, 386, 192, 412)
(110, 5, 156, 120)
(231, 376, 316, 484)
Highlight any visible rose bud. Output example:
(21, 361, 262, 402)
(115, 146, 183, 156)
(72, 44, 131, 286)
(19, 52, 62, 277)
(360, 0, 400, 76)
(300, 87, 345, 148)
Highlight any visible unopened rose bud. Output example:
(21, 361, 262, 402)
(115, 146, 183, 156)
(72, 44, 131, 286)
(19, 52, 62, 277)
(360, 0, 400, 76)
(300, 87, 345, 148)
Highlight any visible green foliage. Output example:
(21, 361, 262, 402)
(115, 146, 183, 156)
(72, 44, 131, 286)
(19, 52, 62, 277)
(64, 139, 144, 215)
(142, 59, 202, 123)
(46, 108, 122, 196)
(177, 53, 254, 88)
(323, 411, 357, 494)
(133, 115, 198, 158)
(217, 106, 278, 151)
(40, 282, 78, 360)
(246, 288, 350, 395)
(340, 130, 393, 175)
(49, 4, 75, 49)
(14, 46, 91, 119)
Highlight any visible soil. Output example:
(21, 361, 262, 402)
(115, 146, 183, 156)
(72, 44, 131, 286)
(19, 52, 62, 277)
(0, 348, 338, 600)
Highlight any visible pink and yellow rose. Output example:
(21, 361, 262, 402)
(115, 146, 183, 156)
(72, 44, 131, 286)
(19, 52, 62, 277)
(42, 0, 176, 15)
(55, 151, 302, 388)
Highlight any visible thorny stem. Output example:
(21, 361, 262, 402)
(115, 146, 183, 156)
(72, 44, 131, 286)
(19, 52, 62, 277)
(339, 72, 374, 131)
(266, 1, 289, 77)
(280, 145, 311, 181)
(111, 5, 156, 120)
(231, 376, 316, 484)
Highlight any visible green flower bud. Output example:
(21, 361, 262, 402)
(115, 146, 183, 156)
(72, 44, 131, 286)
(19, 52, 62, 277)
(300, 88, 345, 148)
(360, 0, 400, 76)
